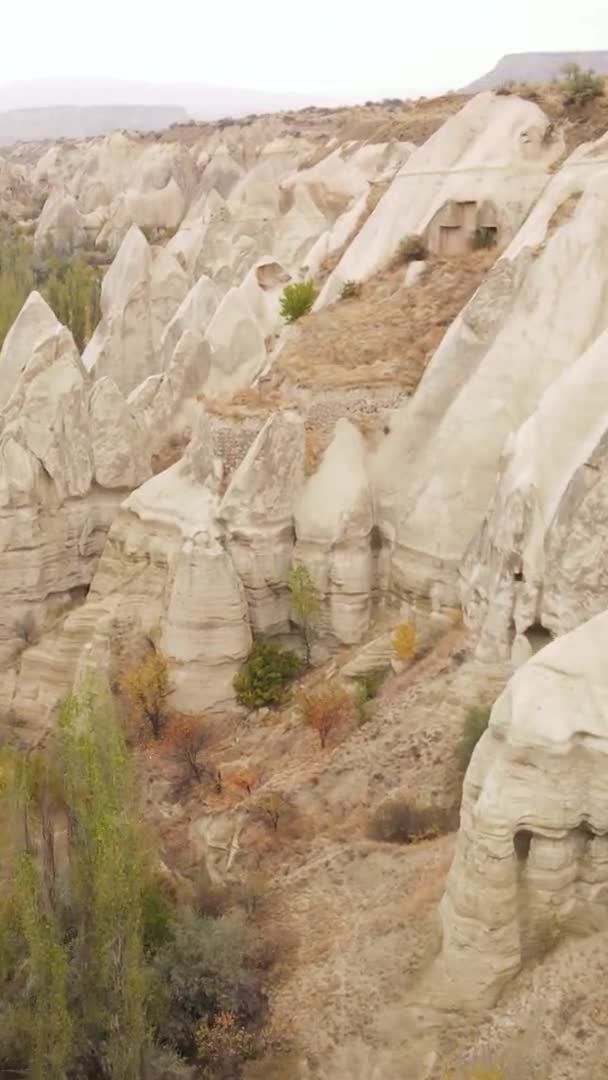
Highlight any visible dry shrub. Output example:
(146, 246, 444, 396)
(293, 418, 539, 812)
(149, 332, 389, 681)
(251, 792, 292, 834)
(299, 683, 353, 748)
(162, 714, 211, 785)
(192, 870, 235, 918)
(120, 647, 171, 739)
(392, 621, 417, 660)
(339, 279, 362, 300)
(230, 768, 258, 797)
(397, 233, 427, 263)
(196, 1009, 259, 1078)
(235, 867, 269, 916)
(368, 794, 448, 844)
(248, 923, 299, 972)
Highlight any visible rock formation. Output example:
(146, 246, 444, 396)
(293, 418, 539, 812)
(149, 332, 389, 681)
(318, 92, 563, 306)
(219, 411, 305, 635)
(82, 225, 189, 394)
(0, 293, 148, 677)
(294, 420, 375, 644)
(437, 611, 608, 1007)
(372, 125, 608, 613)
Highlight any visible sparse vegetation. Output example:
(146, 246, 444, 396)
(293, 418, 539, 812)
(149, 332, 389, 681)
(558, 62, 605, 105)
(397, 234, 427, 264)
(253, 791, 288, 832)
(339, 279, 362, 300)
(140, 223, 178, 246)
(353, 670, 385, 724)
(299, 682, 353, 748)
(456, 703, 491, 773)
(279, 279, 317, 322)
(120, 646, 172, 739)
(231, 768, 258, 797)
(233, 639, 301, 710)
(471, 226, 497, 250)
(368, 794, 448, 844)
(162, 714, 211, 787)
(287, 563, 320, 666)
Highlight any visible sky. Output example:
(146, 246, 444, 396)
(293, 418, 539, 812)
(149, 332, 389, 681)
(4, 0, 608, 95)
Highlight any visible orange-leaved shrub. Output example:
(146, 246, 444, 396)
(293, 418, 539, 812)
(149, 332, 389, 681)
(299, 683, 353, 748)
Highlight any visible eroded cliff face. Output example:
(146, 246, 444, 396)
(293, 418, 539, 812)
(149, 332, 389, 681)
(4, 87, 608, 735)
(435, 611, 608, 1008)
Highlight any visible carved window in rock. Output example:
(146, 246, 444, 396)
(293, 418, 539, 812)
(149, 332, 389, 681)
(514, 829, 532, 860)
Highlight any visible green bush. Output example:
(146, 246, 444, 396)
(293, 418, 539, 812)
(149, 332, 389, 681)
(471, 226, 497, 250)
(456, 704, 491, 772)
(339, 279, 362, 300)
(397, 234, 427, 263)
(279, 279, 317, 322)
(368, 795, 447, 844)
(558, 62, 604, 104)
(353, 670, 385, 723)
(233, 640, 301, 709)
(150, 908, 265, 1059)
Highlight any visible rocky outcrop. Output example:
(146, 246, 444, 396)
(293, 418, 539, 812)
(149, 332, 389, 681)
(203, 258, 289, 397)
(12, 417, 250, 727)
(160, 273, 223, 364)
(294, 420, 375, 644)
(82, 225, 189, 394)
(437, 611, 608, 1008)
(461, 321, 608, 662)
(0, 294, 148, 670)
(34, 134, 199, 254)
(372, 126, 608, 612)
(319, 92, 563, 305)
(219, 411, 305, 635)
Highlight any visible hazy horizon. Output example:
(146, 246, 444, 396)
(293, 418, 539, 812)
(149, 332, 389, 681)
(5, 0, 608, 100)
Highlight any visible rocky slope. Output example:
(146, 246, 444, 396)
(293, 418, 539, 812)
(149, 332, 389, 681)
(4, 83, 608, 1077)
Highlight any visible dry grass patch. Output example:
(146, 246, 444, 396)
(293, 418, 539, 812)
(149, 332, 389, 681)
(270, 252, 495, 393)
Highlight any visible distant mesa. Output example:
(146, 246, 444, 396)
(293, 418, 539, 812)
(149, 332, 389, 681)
(464, 51, 608, 91)
(0, 105, 190, 145)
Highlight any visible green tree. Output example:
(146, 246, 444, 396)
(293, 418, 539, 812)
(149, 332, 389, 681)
(0, 223, 34, 347)
(58, 687, 147, 1079)
(0, 685, 149, 1079)
(288, 563, 320, 667)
